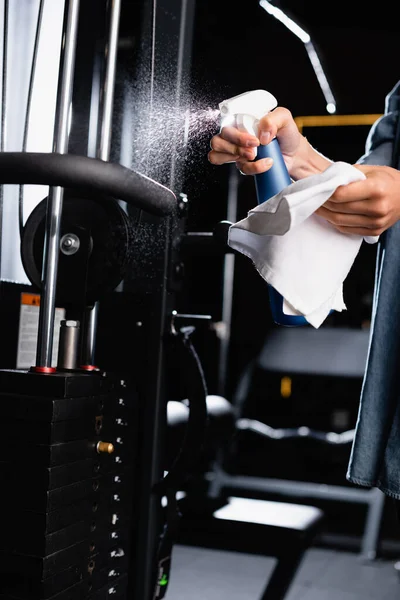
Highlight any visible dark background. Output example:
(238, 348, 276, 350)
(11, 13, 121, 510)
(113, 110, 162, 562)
(175, 1, 400, 542)
(189, 0, 398, 116)
(115, 1, 400, 540)
(116, 0, 399, 405)
(173, 0, 399, 396)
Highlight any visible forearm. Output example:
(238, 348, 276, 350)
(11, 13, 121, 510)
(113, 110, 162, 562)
(290, 136, 333, 180)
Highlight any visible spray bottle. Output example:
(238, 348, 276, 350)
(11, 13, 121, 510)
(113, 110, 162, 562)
(218, 89, 308, 326)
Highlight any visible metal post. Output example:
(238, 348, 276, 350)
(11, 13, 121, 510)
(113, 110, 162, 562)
(97, 0, 121, 163)
(0, 0, 8, 278)
(217, 164, 239, 396)
(35, 0, 80, 369)
(57, 319, 80, 369)
(81, 0, 121, 367)
(19, 0, 45, 238)
(360, 487, 386, 561)
(168, 0, 196, 192)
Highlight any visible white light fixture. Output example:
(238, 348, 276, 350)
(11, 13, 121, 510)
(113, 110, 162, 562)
(259, 0, 336, 114)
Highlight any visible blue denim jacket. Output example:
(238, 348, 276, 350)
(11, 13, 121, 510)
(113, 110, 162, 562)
(346, 80, 400, 499)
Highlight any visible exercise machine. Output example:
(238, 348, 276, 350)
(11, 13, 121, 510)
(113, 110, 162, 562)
(0, 1, 205, 599)
(0, 2, 325, 600)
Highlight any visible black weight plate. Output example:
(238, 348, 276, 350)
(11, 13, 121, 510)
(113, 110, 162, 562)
(0, 455, 125, 492)
(0, 533, 130, 579)
(0, 437, 135, 468)
(0, 517, 129, 557)
(0, 467, 135, 512)
(20, 192, 134, 305)
(0, 559, 129, 600)
(1, 490, 134, 536)
(0, 368, 116, 401)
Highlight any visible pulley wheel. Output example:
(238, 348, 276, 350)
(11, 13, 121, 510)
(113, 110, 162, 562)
(21, 192, 134, 306)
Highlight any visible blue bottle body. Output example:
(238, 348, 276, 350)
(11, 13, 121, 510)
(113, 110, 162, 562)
(255, 139, 292, 202)
(255, 139, 308, 327)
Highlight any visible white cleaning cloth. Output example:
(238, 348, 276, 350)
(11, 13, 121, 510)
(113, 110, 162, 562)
(228, 161, 379, 328)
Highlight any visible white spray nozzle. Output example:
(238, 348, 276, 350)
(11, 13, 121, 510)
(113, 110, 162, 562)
(218, 89, 277, 138)
(219, 89, 277, 120)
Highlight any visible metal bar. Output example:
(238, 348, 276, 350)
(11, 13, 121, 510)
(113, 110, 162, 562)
(169, 0, 195, 191)
(83, 0, 121, 367)
(0, 0, 8, 278)
(217, 165, 239, 396)
(80, 304, 98, 366)
(209, 469, 386, 560)
(0, 0, 7, 151)
(19, 0, 45, 238)
(97, 0, 121, 162)
(87, 49, 102, 158)
(214, 472, 383, 504)
(360, 487, 386, 560)
(133, 222, 171, 600)
(294, 114, 382, 134)
(35, 0, 80, 368)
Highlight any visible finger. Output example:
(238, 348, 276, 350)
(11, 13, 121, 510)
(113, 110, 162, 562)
(209, 135, 258, 164)
(328, 179, 375, 204)
(315, 205, 386, 230)
(208, 146, 257, 165)
(236, 157, 274, 176)
(219, 125, 260, 148)
(257, 107, 295, 142)
(321, 198, 381, 217)
(209, 135, 240, 155)
(208, 149, 240, 165)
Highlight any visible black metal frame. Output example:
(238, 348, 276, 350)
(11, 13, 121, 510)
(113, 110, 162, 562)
(0, 1, 197, 599)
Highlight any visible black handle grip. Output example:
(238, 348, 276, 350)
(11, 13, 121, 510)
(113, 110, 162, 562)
(213, 219, 233, 245)
(0, 152, 176, 216)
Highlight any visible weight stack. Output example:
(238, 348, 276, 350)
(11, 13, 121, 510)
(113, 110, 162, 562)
(0, 368, 138, 600)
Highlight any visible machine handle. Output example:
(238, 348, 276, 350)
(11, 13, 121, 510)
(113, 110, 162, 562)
(0, 152, 176, 216)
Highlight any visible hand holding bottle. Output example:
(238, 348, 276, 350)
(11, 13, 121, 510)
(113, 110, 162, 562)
(209, 102, 331, 181)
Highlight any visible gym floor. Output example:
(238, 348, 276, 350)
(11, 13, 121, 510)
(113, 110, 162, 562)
(168, 544, 400, 599)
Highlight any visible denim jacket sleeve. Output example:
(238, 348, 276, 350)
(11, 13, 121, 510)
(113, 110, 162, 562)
(346, 79, 400, 499)
(357, 79, 400, 167)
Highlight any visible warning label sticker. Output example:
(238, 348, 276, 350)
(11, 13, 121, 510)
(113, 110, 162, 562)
(16, 294, 66, 369)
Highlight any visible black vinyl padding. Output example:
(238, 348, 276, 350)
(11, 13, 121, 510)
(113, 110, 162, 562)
(166, 396, 235, 471)
(0, 152, 176, 216)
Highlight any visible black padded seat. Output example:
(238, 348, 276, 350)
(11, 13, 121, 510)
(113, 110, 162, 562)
(177, 495, 324, 600)
(167, 396, 325, 599)
(258, 326, 370, 377)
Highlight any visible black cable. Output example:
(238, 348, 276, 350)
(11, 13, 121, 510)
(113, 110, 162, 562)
(152, 325, 208, 599)
(156, 325, 208, 494)
(18, 0, 45, 238)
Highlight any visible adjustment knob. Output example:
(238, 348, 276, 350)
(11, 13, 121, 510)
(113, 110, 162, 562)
(96, 441, 114, 454)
